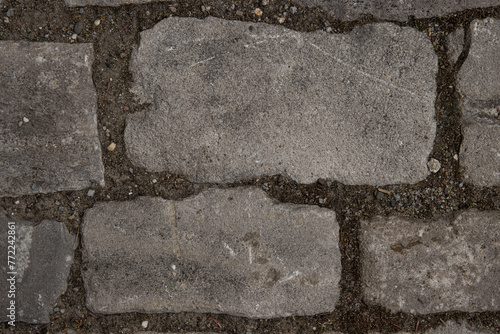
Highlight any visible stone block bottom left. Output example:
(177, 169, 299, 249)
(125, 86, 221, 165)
(0, 41, 104, 197)
(82, 187, 341, 318)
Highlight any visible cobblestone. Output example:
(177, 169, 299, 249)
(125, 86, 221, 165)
(360, 210, 500, 314)
(457, 18, 500, 187)
(82, 187, 340, 318)
(125, 17, 436, 185)
(0, 212, 75, 323)
(0, 41, 104, 197)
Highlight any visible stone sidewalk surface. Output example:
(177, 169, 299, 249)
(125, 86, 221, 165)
(0, 1, 500, 331)
(125, 17, 437, 185)
(0, 41, 104, 197)
(82, 187, 340, 318)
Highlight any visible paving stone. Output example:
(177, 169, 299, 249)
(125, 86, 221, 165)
(457, 18, 500, 187)
(448, 27, 464, 64)
(0, 41, 104, 197)
(298, 0, 500, 21)
(360, 210, 500, 314)
(370, 321, 495, 333)
(0, 212, 75, 324)
(82, 187, 340, 318)
(125, 17, 437, 185)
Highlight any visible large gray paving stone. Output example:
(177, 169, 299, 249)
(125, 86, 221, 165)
(360, 210, 500, 314)
(82, 187, 340, 318)
(0, 212, 75, 324)
(0, 41, 104, 197)
(125, 17, 437, 186)
(457, 18, 500, 187)
(299, 0, 500, 21)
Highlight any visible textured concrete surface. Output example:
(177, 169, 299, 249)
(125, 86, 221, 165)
(299, 0, 500, 21)
(82, 187, 340, 318)
(457, 18, 500, 187)
(0, 212, 75, 323)
(126, 17, 436, 185)
(360, 210, 500, 314)
(0, 41, 104, 197)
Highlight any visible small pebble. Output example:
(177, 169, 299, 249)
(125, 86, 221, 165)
(120, 52, 127, 59)
(31, 184, 36, 190)
(53, 307, 60, 312)
(6, 8, 14, 17)
(169, 6, 177, 12)
(453, 154, 458, 161)
(326, 27, 333, 33)
(59, 206, 65, 212)
(74, 22, 83, 34)
(87, 189, 95, 197)
(278, 17, 285, 24)
(107, 142, 116, 151)
(71, 34, 78, 40)
(94, 19, 101, 26)
(318, 198, 324, 204)
(18, 121, 23, 127)
(326, 181, 332, 187)
(141, 321, 148, 329)
(289, 6, 297, 14)
(14, 200, 20, 205)
(427, 158, 441, 173)
(254, 8, 263, 16)
(236, 10, 244, 17)
(79, 8, 84, 14)
(376, 191, 385, 201)
(23, 117, 29, 123)
(55, 200, 60, 205)
(193, 184, 199, 189)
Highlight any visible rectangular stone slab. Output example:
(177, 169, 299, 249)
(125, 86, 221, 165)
(298, 0, 500, 21)
(360, 211, 500, 314)
(457, 18, 500, 187)
(0, 213, 75, 324)
(125, 17, 437, 186)
(0, 41, 104, 197)
(82, 187, 341, 318)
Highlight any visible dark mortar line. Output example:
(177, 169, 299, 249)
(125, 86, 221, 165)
(1, 1, 500, 333)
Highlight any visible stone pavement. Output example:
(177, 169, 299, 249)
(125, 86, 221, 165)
(0, 0, 499, 333)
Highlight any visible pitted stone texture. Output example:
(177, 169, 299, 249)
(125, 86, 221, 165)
(371, 321, 495, 334)
(82, 187, 340, 318)
(457, 18, 500, 187)
(299, 0, 500, 21)
(0, 41, 104, 197)
(360, 211, 500, 314)
(64, 0, 158, 5)
(0, 212, 75, 323)
(126, 17, 437, 186)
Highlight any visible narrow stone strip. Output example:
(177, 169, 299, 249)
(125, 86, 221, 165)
(360, 210, 500, 314)
(82, 187, 340, 318)
(457, 18, 500, 187)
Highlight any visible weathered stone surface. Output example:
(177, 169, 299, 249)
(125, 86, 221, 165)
(299, 0, 500, 21)
(0, 41, 104, 197)
(82, 187, 340, 318)
(370, 321, 495, 334)
(360, 210, 500, 314)
(0, 212, 75, 323)
(126, 17, 437, 186)
(448, 27, 464, 64)
(457, 18, 500, 187)
(64, 0, 158, 5)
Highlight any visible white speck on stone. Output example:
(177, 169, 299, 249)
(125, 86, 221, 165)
(14, 200, 20, 204)
(427, 158, 441, 173)
(141, 320, 148, 329)
(171, 264, 176, 270)
(23, 117, 29, 123)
